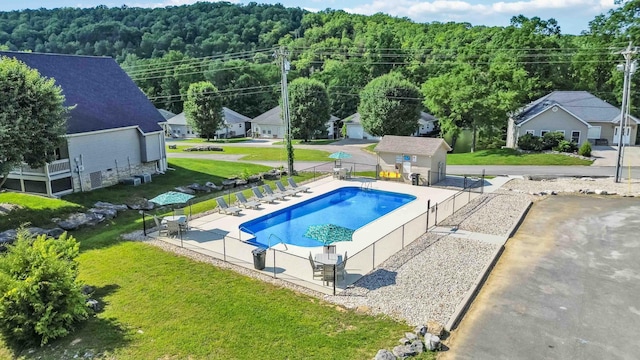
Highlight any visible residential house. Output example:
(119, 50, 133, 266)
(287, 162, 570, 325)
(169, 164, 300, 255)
(158, 109, 176, 138)
(344, 111, 437, 140)
(375, 135, 451, 185)
(507, 91, 639, 148)
(166, 107, 252, 139)
(326, 115, 341, 139)
(1, 51, 167, 197)
(251, 106, 337, 139)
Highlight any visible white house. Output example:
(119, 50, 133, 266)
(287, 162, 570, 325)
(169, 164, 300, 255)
(1, 51, 168, 197)
(343, 111, 437, 140)
(252, 106, 338, 139)
(507, 91, 639, 148)
(415, 112, 438, 136)
(166, 107, 252, 139)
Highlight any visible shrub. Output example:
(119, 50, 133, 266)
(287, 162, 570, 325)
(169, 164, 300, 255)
(0, 230, 88, 346)
(554, 140, 577, 153)
(578, 141, 592, 157)
(542, 131, 565, 150)
(517, 133, 543, 151)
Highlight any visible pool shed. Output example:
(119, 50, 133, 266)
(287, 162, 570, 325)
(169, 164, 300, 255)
(374, 135, 451, 185)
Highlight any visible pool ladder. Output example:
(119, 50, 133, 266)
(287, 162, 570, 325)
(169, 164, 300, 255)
(268, 233, 288, 250)
(360, 181, 373, 191)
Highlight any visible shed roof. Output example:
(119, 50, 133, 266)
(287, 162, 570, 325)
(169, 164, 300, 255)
(0, 51, 164, 134)
(375, 135, 451, 155)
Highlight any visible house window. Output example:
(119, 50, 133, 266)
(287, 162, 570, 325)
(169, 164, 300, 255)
(540, 130, 549, 137)
(262, 130, 266, 134)
(571, 131, 580, 143)
(238, 124, 242, 128)
(525, 130, 535, 136)
(267, 130, 272, 135)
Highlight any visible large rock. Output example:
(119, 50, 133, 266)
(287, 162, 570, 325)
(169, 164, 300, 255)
(374, 349, 396, 360)
(424, 333, 441, 351)
(57, 212, 105, 231)
(247, 175, 262, 183)
(126, 199, 155, 211)
(187, 183, 211, 193)
(392, 344, 417, 359)
(94, 201, 128, 212)
(221, 179, 237, 189)
(0, 229, 17, 246)
(414, 325, 428, 337)
(26, 227, 48, 237)
(89, 207, 117, 220)
(404, 332, 418, 341)
(174, 186, 196, 195)
(427, 320, 445, 337)
(205, 182, 222, 191)
(235, 179, 248, 187)
(408, 340, 424, 354)
(45, 228, 66, 239)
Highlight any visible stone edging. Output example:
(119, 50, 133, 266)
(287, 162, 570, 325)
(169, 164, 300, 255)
(444, 200, 533, 331)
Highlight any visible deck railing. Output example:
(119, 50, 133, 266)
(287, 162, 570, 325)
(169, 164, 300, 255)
(9, 159, 71, 177)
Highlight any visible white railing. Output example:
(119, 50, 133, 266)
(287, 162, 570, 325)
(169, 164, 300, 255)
(9, 159, 71, 177)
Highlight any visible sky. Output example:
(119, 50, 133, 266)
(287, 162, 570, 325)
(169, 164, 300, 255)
(0, 0, 619, 35)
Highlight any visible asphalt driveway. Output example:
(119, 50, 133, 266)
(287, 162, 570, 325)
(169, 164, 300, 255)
(442, 195, 640, 360)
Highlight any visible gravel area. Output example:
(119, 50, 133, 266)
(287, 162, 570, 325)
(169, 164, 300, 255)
(501, 177, 640, 196)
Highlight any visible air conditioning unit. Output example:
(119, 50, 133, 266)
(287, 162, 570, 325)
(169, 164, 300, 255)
(120, 177, 141, 186)
(134, 173, 152, 183)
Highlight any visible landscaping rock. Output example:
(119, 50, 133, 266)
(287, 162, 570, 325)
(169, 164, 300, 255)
(86, 299, 100, 311)
(94, 201, 128, 212)
(404, 332, 418, 341)
(187, 183, 211, 193)
(183, 145, 223, 152)
(126, 199, 155, 211)
(57, 212, 105, 231)
(26, 227, 48, 237)
(81, 285, 94, 295)
(0, 203, 22, 215)
(235, 179, 248, 187)
(174, 186, 196, 195)
(247, 175, 262, 183)
(399, 337, 410, 345)
(392, 344, 417, 359)
(222, 179, 237, 189)
(374, 349, 397, 360)
(424, 333, 441, 351)
(408, 340, 424, 354)
(45, 227, 65, 239)
(205, 182, 222, 191)
(594, 189, 607, 195)
(0, 229, 17, 245)
(414, 325, 428, 336)
(427, 320, 445, 337)
(89, 207, 117, 220)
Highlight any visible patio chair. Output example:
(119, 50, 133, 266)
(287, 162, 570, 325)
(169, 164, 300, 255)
(174, 207, 189, 230)
(309, 253, 324, 280)
(236, 192, 260, 209)
(336, 251, 348, 280)
(215, 197, 242, 216)
(287, 177, 310, 192)
(275, 180, 300, 196)
(323, 245, 336, 254)
(166, 220, 182, 237)
(263, 184, 288, 200)
(252, 187, 276, 203)
(153, 215, 168, 236)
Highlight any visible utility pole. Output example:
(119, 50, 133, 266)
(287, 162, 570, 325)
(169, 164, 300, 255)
(275, 47, 294, 177)
(615, 42, 638, 183)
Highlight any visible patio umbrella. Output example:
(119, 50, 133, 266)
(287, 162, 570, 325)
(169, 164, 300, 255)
(149, 191, 195, 206)
(304, 224, 354, 245)
(328, 151, 352, 167)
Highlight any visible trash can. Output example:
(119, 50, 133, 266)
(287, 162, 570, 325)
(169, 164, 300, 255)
(411, 173, 420, 186)
(251, 248, 267, 270)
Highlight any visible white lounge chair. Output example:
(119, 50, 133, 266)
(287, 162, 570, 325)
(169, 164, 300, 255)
(252, 187, 276, 203)
(275, 180, 300, 196)
(215, 197, 242, 216)
(236, 192, 260, 209)
(263, 184, 288, 199)
(287, 177, 310, 192)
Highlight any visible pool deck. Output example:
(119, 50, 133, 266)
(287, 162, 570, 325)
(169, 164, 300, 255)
(152, 176, 460, 294)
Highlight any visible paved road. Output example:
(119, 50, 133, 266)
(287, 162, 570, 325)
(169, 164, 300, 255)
(443, 196, 640, 360)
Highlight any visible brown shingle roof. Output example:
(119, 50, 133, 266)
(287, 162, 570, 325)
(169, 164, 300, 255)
(374, 135, 451, 155)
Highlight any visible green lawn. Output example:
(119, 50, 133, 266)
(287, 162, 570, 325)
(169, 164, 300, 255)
(447, 148, 593, 165)
(167, 145, 331, 161)
(364, 144, 377, 153)
(168, 137, 251, 144)
(0, 158, 431, 359)
(272, 139, 337, 145)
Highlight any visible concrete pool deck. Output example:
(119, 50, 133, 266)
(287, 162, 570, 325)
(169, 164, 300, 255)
(151, 176, 462, 294)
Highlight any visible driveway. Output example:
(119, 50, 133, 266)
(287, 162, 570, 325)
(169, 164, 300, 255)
(442, 195, 640, 360)
(591, 145, 640, 166)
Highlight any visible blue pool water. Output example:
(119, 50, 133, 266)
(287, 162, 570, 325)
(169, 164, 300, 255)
(240, 187, 416, 248)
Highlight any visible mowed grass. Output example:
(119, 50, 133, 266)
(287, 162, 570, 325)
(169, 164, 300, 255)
(0, 192, 82, 230)
(167, 145, 331, 161)
(168, 137, 251, 143)
(0, 158, 431, 359)
(447, 149, 593, 165)
(272, 139, 337, 145)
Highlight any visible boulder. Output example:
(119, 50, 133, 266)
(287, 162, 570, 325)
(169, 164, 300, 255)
(414, 325, 428, 337)
(126, 199, 155, 211)
(408, 340, 424, 354)
(94, 201, 128, 212)
(0, 229, 17, 245)
(424, 333, 441, 351)
(187, 183, 211, 193)
(222, 179, 237, 189)
(392, 344, 417, 359)
(594, 189, 607, 195)
(175, 186, 196, 195)
(426, 320, 445, 337)
(374, 349, 396, 360)
(399, 337, 410, 345)
(247, 175, 262, 183)
(58, 212, 105, 231)
(89, 207, 117, 220)
(45, 228, 65, 239)
(205, 182, 223, 191)
(81, 285, 94, 295)
(404, 332, 418, 341)
(235, 179, 248, 187)
(26, 227, 48, 237)
(86, 299, 100, 311)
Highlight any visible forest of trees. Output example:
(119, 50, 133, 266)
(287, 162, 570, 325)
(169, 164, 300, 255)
(1, 0, 638, 146)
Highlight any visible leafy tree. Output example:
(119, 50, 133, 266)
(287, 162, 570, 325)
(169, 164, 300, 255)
(358, 73, 422, 137)
(0, 230, 88, 346)
(288, 78, 330, 141)
(184, 81, 223, 141)
(0, 57, 68, 188)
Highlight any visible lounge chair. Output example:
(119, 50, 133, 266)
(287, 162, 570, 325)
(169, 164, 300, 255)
(252, 187, 276, 203)
(275, 180, 300, 196)
(236, 192, 260, 209)
(309, 253, 324, 280)
(263, 184, 288, 199)
(287, 177, 310, 192)
(215, 197, 242, 216)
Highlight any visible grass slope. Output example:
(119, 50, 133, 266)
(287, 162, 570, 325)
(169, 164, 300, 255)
(447, 149, 593, 165)
(167, 145, 331, 161)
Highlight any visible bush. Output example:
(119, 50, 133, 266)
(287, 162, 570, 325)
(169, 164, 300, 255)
(554, 140, 578, 153)
(578, 141, 592, 157)
(0, 230, 88, 346)
(517, 133, 543, 151)
(542, 131, 565, 150)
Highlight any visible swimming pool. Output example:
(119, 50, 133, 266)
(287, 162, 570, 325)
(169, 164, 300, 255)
(240, 186, 416, 247)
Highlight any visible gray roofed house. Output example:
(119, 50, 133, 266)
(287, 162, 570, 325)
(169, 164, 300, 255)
(343, 111, 437, 140)
(375, 135, 451, 185)
(1, 51, 168, 196)
(507, 91, 639, 148)
(251, 106, 338, 139)
(167, 107, 252, 139)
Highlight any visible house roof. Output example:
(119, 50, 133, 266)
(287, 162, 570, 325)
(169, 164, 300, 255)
(344, 111, 436, 125)
(158, 109, 176, 120)
(375, 135, 452, 155)
(169, 107, 251, 126)
(252, 106, 338, 125)
(513, 91, 639, 125)
(0, 51, 165, 135)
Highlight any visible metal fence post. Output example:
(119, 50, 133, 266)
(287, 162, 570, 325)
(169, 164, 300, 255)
(426, 199, 431, 231)
(333, 264, 337, 296)
(273, 249, 277, 278)
(372, 243, 376, 269)
(452, 194, 456, 213)
(482, 169, 486, 194)
(401, 224, 405, 248)
(223, 236, 226, 262)
(435, 203, 438, 225)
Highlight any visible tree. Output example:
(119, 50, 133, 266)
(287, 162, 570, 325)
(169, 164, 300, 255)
(288, 78, 330, 141)
(358, 73, 422, 137)
(183, 81, 223, 141)
(0, 57, 68, 188)
(0, 230, 88, 346)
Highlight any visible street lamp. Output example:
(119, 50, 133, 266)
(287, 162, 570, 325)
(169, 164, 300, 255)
(614, 43, 638, 183)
